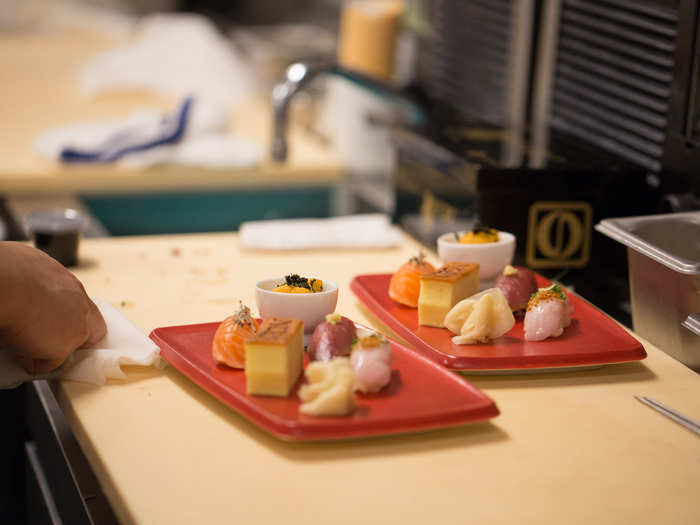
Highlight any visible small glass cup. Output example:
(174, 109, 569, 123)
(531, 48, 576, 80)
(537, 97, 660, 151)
(26, 208, 86, 267)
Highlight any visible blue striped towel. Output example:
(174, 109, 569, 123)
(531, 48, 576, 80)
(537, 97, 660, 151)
(60, 97, 193, 163)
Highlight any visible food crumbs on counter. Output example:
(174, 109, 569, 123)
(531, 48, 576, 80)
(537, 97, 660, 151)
(171, 248, 181, 256)
(120, 300, 134, 308)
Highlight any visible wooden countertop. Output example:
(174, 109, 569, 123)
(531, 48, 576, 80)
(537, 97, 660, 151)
(57, 231, 700, 525)
(0, 30, 341, 195)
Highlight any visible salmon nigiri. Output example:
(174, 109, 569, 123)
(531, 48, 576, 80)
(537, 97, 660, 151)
(388, 251, 436, 307)
(212, 301, 261, 368)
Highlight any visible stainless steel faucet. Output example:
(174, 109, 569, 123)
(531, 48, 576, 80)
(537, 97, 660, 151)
(271, 62, 426, 162)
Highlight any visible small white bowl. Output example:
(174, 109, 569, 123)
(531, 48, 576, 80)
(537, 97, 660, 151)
(437, 230, 516, 281)
(254, 277, 339, 333)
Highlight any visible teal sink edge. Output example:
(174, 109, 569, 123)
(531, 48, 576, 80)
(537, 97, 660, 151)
(81, 187, 332, 236)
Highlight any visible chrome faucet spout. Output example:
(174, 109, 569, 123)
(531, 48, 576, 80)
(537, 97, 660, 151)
(271, 62, 425, 162)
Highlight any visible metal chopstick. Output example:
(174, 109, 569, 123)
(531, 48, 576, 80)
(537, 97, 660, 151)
(634, 395, 700, 436)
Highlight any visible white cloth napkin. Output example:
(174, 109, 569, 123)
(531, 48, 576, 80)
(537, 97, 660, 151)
(239, 214, 403, 250)
(61, 298, 164, 385)
(0, 299, 163, 389)
(79, 13, 254, 105)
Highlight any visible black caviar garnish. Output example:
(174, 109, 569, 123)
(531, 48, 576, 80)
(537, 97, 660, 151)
(472, 222, 493, 235)
(283, 274, 312, 289)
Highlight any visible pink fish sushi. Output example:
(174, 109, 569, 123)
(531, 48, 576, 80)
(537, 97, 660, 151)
(523, 285, 573, 341)
(350, 333, 392, 393)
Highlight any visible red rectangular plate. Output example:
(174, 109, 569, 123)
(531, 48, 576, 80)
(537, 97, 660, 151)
(150, 322, 499, 441)
(350, 273, 647, 372)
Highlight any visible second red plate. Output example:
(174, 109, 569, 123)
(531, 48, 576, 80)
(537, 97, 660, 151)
(350, 273, 646, 372)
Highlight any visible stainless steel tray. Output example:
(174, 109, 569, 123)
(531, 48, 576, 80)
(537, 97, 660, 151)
(595, 211, 700, 275)
(596, 212, 700, 372)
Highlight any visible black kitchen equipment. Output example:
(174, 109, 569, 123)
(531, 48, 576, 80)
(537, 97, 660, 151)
(393, 0, 700, 325)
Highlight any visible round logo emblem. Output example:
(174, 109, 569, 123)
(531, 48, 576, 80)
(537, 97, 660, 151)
(526, 201, 592, 268)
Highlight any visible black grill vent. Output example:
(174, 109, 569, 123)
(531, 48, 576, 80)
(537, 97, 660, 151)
(426, 0, 513, 125)
(551, 0, 679, 172)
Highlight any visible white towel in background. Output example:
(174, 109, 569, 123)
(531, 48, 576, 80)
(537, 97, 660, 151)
(0, 299, 164, 389)
(79, 13, 254, 105)
(34, 13, 262, 169)
(34, 97, 263, 169)
(239, 214, 403, 251)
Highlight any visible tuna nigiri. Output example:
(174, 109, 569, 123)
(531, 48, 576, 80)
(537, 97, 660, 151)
(351, 332, 393, 393)
(494, 265, 539, 311)
(308, 313, 357, 362)
(212, 301, 261, 368)
(388, 252, 436, 307)
(523, 285, 573, 341)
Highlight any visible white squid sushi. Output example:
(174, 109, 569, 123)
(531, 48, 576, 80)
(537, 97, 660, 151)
(350, 332, 393, 393)
(523, 285, 573, 341)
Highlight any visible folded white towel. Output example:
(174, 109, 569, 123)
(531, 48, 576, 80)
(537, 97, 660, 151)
(0, 299, 164, 389)
(239, 214, 403, 251)
(34, 98, 262, 169)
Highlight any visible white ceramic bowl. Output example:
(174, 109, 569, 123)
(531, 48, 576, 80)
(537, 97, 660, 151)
(437, 230, 516, 281)
(254, 277, 339, 333)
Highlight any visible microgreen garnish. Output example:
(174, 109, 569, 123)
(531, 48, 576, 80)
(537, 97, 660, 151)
(234, 301, 256, 331)
(409, 250, 428, 266)
(531, 284, 567, 301)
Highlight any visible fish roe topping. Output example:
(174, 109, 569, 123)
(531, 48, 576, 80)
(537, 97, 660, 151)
(233, 301, 257, 332)
(527, 285, 567, 311)
(357, 333, 387, 349)
(459, 222, 499, 244)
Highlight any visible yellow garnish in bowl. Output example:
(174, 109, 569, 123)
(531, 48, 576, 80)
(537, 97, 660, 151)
(459, 223, 499, 244)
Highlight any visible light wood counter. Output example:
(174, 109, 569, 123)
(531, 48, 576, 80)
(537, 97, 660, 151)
(57, 231, 700, 525)
(0, 30, 341, 195)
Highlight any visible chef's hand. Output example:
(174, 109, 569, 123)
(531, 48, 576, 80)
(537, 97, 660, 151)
(0, 242, 107, 374)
